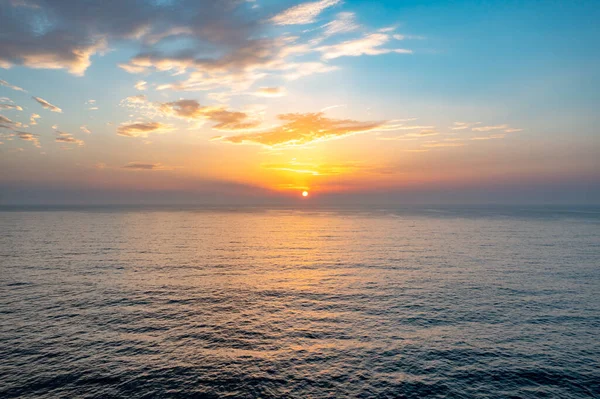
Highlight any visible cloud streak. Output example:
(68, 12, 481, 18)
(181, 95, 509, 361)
(270, 0, 340, 26)
(0, 104, 23, 111)
(56, 131, 84, 146)
(117, 121, 174, 137)
(0, 79, 26, 92)
(32, 96, 62, 113)
(318, 33, 412, 59)
(123, 162, 171, 170)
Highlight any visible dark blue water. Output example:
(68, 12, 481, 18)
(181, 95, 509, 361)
(1, 206, 599, 398)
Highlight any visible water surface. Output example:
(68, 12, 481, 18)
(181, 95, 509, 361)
(1, 206, 599, 398)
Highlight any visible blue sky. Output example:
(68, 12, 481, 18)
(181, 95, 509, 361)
(0, 0, 598, 204)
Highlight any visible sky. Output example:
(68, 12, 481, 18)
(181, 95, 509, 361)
(0, 0, 598, 205)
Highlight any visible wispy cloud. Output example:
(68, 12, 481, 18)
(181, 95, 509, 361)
(81, 126, 92, 134)
(252, 87, 287, 97)
(15, 131, 41, 147)
(322, 12, 360, 37)
(32, 96, 62, 113)
(56, 131, 84, 146)
(471, 124, 509, 132)
(0, 115, 14, 125)
(124, 95, 147, 104)
(423, 142, 465, 148)
(270, 0, 341, 26)
(0, 104, 23, 111)
(122, 162, 172, 171)
(470, 134, 505, 140)
(0, 79, 26, 92)
(29, 113, 40, 125)
(117, 121, 174, 137)
(159, 99, 260, 131)
(318, 33, 412, 59)
(451, 122, 480, 130)
(135, 80, 147, 91)
(221, 112, 391, 147)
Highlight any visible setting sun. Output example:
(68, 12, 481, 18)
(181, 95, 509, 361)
(302, 191, 309, 197)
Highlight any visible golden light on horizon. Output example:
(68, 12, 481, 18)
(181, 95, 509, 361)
(302, 190, 309, 197)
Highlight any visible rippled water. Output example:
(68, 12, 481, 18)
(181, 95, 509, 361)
(1, 206, 599, 398)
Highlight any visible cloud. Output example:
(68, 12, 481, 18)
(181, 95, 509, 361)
(0, 104, 22, 111)
(159, 99, 260, 131)
(117, 121, 174, 137)
(0, 79, 26, 92)
(380, 129, 439, 140)
(322, 12, 359, 37)
(32, 96, 62, 112)
(504, 128, 523, 133)
(451, 122, 480, 130)
(15, 131, 40, 147)
(221, 112, 390, 147)
(472, 124, 508, 132)
(81, 125, 91, 134)
(422, 142, 465, 148)
(470, 134, 505, 140)
(318, 33, 412, 59)
(122, 162, 171, 170)
(29, 113, 40, 125)
(320, 104, 346, 112)
(270, 0, 341, 26)
(0, 0, 259, 76)
(262, 160, 363, 176)
(253, 86, 286, 97)
(283, 61, 338, 80)
(56, 130, 84, 146)
(0, 115, 14, 124)
(124, 95, 147, 104)
(135, 80, 147, 91)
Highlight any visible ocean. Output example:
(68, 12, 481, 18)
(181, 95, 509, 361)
(1, 206, 599, 398)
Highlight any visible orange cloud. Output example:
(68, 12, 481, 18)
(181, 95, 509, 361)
(159, 99, 260, 131)
(253, 87, 287, 97)
(222, 112, 387, 147)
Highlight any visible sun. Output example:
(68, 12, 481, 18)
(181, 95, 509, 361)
(302, 190, 309, 197)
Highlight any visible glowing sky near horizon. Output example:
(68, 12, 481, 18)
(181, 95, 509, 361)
(0, 0, 598, 203)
